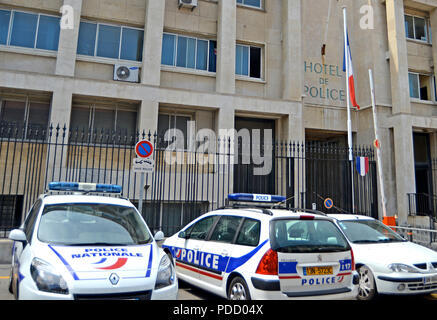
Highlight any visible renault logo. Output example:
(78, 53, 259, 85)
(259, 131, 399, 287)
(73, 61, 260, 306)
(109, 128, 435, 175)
(109, 273, 120, 285)
(317, 255, 323, 262)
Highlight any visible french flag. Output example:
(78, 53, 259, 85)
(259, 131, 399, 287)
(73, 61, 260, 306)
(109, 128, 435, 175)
(356, 157, 369, 177)
(343, 33, 360, 110)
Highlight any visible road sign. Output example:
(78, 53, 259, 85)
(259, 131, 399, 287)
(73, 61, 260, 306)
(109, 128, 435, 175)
(135, 140, 154, 158)
(133, 158, 155, 173)
(324, 198, 334, 210)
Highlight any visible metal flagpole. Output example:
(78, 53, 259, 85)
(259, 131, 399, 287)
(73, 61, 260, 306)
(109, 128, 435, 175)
(369, 69, 388, 218)
(343, 7, 355, 213)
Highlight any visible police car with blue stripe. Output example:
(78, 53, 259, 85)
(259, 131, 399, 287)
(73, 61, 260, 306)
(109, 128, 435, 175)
(163, 193, 359, 300)
(8, 182, 178, 300)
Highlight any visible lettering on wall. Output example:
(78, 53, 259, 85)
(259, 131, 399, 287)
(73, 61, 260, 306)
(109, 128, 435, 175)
(304, 61, 346, 103)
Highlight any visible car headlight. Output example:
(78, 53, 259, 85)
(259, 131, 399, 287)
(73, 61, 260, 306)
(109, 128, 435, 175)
(30, 258, 69, 295)
(155, 254, 175, 290)
(388, 263, 417, 273)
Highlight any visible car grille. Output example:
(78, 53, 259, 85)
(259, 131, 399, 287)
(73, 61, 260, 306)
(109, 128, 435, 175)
(408, 282, 437, 291)
(413, 263, 427, 270)
(74, 290, 152, 300)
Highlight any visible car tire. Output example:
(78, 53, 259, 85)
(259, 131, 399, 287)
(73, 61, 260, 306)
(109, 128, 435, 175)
(357, 265, 377, 301)
(227, 276, 251, 301)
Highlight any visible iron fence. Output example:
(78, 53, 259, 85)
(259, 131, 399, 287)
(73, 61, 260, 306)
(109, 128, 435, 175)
(408, 193, 437, 221)
(0, 123, 378, 237)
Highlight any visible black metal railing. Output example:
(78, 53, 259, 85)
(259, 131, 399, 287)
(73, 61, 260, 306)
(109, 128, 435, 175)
(0, 123, 378, 237)
(408, 193, 437, 221)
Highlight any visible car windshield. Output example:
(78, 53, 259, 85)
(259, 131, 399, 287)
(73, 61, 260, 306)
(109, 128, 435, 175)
(37, 203, 152, 245)
(270, 219, 350, 253)
(337, 219, 405, 244)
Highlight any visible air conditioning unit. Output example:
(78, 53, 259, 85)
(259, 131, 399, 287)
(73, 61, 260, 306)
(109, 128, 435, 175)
(178, 0, 198, 10)
(113, 65, 140, 83)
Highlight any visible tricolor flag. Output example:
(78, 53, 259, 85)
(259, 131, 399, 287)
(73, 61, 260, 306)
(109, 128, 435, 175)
(343, 33, 360, 110)
(356, 157, 369, 177)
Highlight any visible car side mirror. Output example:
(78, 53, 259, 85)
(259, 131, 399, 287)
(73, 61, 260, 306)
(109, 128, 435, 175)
(9, 229, 27, 244)
(178, 231, 188, 239)
(154, 231, 165, 242)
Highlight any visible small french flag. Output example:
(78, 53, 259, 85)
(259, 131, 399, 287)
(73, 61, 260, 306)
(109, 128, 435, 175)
(356, 157, 369, 177)
(343, 33, 360, 110)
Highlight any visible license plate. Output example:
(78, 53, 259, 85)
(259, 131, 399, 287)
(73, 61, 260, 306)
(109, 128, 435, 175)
(304, 266, 333, 276)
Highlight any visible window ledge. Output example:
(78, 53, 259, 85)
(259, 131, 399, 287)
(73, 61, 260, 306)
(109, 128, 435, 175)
(410, 98, 437, 105)
(235, 75, 266, 84)
(236, 4, 265, 12)
(76, 54, 142, 67)
(406, 38, 432, 46)
(0, 45, 57, 58)
(161, 65, 216, 78)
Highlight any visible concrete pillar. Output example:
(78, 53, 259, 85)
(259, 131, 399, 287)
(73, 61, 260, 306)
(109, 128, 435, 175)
(430, 9, 437, 86)
(385, 0, 411, 115)
(49, 85, 73, 129)
(392, 115, 416, 225)
(282, 0, 303, 102)
(138, 100, 159, 135)
(55, 0, 83, 77)
(216, 0, 236, 94)
(141, 0, 166, 86)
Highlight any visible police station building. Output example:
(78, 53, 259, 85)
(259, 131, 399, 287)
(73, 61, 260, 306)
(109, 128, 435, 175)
(0, 0, 437, 236)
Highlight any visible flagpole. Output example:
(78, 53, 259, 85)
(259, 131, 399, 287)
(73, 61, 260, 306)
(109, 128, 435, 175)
(343, 6, 355, 213)
(369, 69, 388, 218)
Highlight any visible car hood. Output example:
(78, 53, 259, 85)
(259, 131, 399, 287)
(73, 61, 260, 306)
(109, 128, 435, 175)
(352, 241, 437, 267)
(39, 243, 155, 281)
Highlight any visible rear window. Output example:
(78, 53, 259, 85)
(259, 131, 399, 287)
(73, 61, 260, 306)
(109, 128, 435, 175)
(270, 219, 350, 253)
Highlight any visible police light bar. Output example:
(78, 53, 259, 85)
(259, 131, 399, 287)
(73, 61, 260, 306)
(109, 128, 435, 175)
(228, 193, 286, 203)
(48, 182, 122, 194)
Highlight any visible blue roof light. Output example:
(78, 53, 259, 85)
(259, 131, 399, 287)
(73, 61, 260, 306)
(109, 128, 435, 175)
(48, 182, 122, 194)
(228, 193, 286, 203)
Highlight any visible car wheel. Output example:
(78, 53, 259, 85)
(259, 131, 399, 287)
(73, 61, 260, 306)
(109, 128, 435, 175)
(357, 266, 377, 300)
(228, 277, 251, 300)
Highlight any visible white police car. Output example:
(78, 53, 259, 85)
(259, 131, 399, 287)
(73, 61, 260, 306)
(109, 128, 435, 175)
(329, 214, 437, 300)
(162, 193, 359, 300)
(8, 182, 178, 300)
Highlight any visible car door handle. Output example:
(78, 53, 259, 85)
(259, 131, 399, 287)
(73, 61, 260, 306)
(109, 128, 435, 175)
(221, 250, 229, 257)
(193, 247, 200, 251)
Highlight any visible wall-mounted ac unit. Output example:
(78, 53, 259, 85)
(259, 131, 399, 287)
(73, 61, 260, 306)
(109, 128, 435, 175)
(113, 65, 140, 83)
(178, 0, 198, 10)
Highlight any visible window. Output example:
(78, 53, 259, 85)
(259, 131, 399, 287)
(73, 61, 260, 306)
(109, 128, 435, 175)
(210, 216, 243, 243)
(161, 33, 217, 72)
(236, 44, 262, 79)
(235, 218, 260, 247)
(23, 199, 42, 243)
(158, 113, 192, 149)
(237, 0, 262, 9)
(0, 99, 50, 139)
(77, 21, 144, 62)
(409, 72, 433, 101)
(184, 216, 217, 240)
(405, 14, 429, 42)
(0, 9, 60, 51)
(70, 103, 138, 143)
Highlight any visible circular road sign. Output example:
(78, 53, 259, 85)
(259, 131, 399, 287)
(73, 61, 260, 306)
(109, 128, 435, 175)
(324, 198, 334, 210)
(135, 140, 154, 158)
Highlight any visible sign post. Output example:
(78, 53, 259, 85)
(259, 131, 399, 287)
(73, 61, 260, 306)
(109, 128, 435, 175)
(134, 140, 155, 215)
